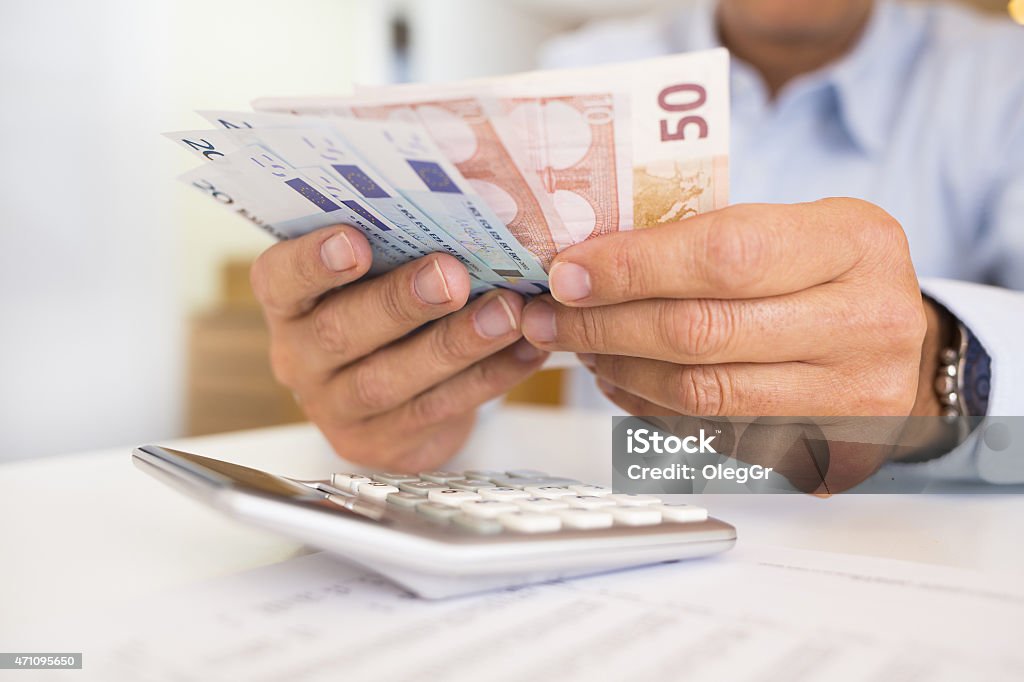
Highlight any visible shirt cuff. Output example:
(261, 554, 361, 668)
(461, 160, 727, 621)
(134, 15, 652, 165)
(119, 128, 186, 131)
(894, 278, 1024, 483)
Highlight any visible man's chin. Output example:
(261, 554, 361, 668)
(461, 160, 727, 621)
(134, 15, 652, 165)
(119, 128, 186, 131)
(718, 0, 874, 46)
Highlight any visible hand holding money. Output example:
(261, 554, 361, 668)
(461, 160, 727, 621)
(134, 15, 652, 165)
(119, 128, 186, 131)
(522, 198, 938, 454)
(250, 225, 548, 470)
(168, 48, 729, 292)
(167, 49, 730, 465)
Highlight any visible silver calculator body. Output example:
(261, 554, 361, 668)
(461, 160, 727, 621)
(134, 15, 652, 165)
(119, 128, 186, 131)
(133, 445, 737, 599)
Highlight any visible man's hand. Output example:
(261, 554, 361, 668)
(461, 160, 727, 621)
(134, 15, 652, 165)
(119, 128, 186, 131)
(522, 199, 940, 488)
(251, 225, 548, 471)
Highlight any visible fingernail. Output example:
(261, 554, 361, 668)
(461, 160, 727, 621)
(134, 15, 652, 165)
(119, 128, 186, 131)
(522, 300, 556, 343)
(596, 378, 615, 395)
(550, 262, 591, 303)
(474, 295, 517, 338)
(513, 339, 543, 362)
(578, 353, 596, 368)
(321, 232, 357, 272)
(414, 260, 452, 305)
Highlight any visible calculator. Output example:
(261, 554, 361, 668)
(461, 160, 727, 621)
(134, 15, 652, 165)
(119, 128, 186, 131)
(133, 445, 737, 598)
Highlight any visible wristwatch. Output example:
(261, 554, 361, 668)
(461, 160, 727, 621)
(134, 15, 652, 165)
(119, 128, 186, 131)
(935, 321, 969, 420)
(934, 319, 991, 420)
(895, 301, 991, 464)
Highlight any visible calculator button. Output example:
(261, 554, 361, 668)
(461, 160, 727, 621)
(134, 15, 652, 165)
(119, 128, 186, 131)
(427, 489, 482, 506)
(419, 471, 465, 484)
(463, 469, 506, 482)
(565, 495, 616, 510)
(398, 481, 449, 496)
(608, 494, 661, 507)
(485, 477, 530, 489)
(653, 504, 708, 523)
(514, 497, 570, 512)
(372, 472, 420, 485)
(479, 487, 531, 501)
(505, 469, 549, 478)
(416, 502, 460, 521)
(557, 509, 614, 529)
(451, 513, 503, 535)
(498, 512, 562, 533)
(608, 506, 662, 526)
(330, 473, 372, 492)
(524, 477, 581, 486)
(459, 500, 520, 518)
(490, 476, 579, 489)
(523, 486, 575, 499)
(386, 492, 427, 509)
(357, 482, 399, 500)
(446, 479, 496, 492)
(569, 484, 612, 497)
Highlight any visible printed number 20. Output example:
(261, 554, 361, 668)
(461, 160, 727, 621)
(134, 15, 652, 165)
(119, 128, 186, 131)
(658, 83, 708, 141)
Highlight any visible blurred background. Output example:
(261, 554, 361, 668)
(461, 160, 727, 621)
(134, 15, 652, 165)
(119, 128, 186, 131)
(0, 0, 1012, 460)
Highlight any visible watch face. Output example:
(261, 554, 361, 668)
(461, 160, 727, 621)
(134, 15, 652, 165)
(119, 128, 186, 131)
(961, 325, 991, 418)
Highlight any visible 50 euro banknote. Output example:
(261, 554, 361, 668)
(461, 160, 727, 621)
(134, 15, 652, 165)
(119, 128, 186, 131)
(254, 48, 730, 269)
(168, 48, 729, 297)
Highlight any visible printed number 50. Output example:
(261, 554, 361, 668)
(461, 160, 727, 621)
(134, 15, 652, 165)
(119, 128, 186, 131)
(658, 83, 708, 141)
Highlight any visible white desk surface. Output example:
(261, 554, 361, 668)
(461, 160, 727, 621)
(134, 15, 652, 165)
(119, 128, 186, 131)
(3, 405, 1023, 626)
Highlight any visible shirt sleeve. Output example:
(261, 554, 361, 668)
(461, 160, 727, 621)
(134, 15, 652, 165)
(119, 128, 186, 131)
(878, 23, 1024, 484)
(894, 278, 1024, 483)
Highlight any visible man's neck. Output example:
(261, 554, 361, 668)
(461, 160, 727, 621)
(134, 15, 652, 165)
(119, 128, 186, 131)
(716, 4, 873, 98)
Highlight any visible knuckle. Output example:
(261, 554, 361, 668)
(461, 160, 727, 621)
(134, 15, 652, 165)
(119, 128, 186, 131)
(409, 389, 461, 427)
(839, 359, 914, 416)
(249, 255, 272, 306)
(864, 201, 902, 237)
(702, 216, 766, 294)
(671, 300, 730, 360)
(576, 308, 607, 350)
(474, 353, 509, 388)
(311, 303, 350, 355)
(676, 365, 731, 416)
(300, 393, 332, 428)
(302, 383, 363, 435)
(909, 302, 929, 347)
(409, 357, 510, 426)
(349, 361, 398, 413)
(379, 276, 415, 325)
(290, 242, 324, 290)
(594, 353, 625, 384)
(871, 303, 905, 337)
(871, 297, 926, 351)
(250, 252, 297, 314)
(870, 368, 916, 416)
(853, 201, 908, 258)
(429, 316, 478, 367)
(845, 297, 879, 334)
(611, 245, 646, 296)
(268, 339, 301, 388)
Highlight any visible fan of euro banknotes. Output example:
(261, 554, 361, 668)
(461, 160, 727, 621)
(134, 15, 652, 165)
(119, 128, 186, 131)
(167, 48, 730, 296)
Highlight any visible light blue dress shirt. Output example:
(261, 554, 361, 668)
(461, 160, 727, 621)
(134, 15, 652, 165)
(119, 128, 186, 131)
(542, 0, 1024, 482)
